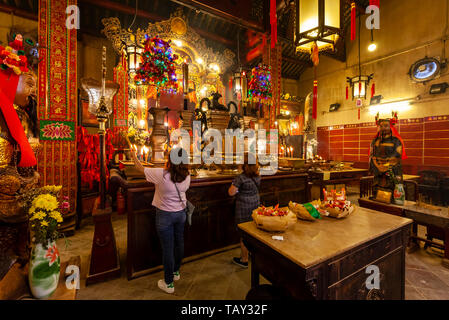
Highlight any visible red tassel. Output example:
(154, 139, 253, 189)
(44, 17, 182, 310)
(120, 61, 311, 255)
(359, 81, 362, 97)
(358, 108, 361, 120)
(270, 0, 277, 48)
(346, 86, 349, 100)
(311, 42, 319, 66)
(229, 77, 233, 91)
(351, 2, 356, 41)
(313, 80, 318, 120)
(369, 0, 380, 7)
(371, 83, 375, 98)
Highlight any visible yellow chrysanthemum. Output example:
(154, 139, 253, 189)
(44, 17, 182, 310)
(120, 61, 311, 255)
(32, 194, 58, 211)
(41, 221, 49, 227)
(49, 211, 63, 223)
(30, 211, 46, 221)
(42, 185, 62, 193)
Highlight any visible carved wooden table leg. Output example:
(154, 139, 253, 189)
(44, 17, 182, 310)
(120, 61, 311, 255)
(86, 204, 121, 285)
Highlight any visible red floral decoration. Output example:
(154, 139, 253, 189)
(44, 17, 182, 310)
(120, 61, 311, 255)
(134, 35, 178, 94)
(248, 64, 272, 101)
(77, 126, 115, 189)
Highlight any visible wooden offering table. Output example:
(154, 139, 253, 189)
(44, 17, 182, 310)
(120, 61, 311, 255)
(124, 170, 309, 280)
(308, 168, 368, 198)
(359, 198, 449, 268)
(239, 207, 412, 300)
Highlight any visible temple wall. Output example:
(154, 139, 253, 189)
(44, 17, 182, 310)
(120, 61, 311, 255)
(298, 0, 449, 127)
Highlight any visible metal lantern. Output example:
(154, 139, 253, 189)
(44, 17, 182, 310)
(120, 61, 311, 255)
(295, 0, 342, 53)
(125, 35, 143, 75)
(233, 68, 247, 101)
(233, 71, 242, 95)
(80, 47, 119, 209)
(347, 74, 373, 100)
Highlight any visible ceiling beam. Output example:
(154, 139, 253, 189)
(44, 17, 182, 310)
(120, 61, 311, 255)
(79, 0, 235, 47)
(168, 0, 265, 33)
(282, 55, 312, 67)
(0, 3, 37, 21)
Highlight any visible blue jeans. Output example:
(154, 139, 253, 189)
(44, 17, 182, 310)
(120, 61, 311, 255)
(155, 208, 186, 284)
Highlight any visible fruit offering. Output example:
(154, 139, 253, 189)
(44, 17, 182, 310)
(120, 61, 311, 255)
(254, 204, 289, 216)
(320, 188, 356, 219)
(289, 200, 327, 221)
(251, 204, 297, 232)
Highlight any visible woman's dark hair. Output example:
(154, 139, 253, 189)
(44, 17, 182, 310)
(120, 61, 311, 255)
(242, 153, 259, 178)
(165, 148, 190, 183)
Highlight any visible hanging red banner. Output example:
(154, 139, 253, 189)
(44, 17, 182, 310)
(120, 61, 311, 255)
(270, 0, 277, 48)
(351, 2, 356, 41)
(312, 80, 318, 120)
(371, 83, 375, 98)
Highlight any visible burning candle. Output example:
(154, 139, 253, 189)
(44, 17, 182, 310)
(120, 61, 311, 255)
(143, 146, 149, 162)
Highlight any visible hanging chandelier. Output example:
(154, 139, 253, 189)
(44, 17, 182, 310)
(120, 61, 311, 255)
(295, 0, 342, 54)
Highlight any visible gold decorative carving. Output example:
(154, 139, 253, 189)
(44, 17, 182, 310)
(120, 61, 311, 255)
(171, 17, 187, 35)
(102, 7, 235, 74)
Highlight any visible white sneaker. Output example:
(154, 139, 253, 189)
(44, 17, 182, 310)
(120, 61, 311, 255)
(158, 279, 174, 294)
(173, 271, 180, 281)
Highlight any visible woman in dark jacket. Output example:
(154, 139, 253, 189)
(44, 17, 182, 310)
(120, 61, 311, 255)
(228, 154, 261, 268)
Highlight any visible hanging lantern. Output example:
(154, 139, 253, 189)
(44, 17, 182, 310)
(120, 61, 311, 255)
(295, 0, 341, 54)
(124, 34, 143, 76)
(347, 75, 373, 100)
(233, 68, 248, 102)
(233, 70, 242, 95)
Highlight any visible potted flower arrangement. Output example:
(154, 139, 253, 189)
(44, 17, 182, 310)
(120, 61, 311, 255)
(19, 185, 69, 299)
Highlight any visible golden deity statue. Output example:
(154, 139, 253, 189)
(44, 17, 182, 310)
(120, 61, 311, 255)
(0, 71, 40, 223)
(0, 33, 40, 229)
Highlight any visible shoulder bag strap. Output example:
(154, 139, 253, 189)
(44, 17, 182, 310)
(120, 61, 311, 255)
(174, 182, 186, 209)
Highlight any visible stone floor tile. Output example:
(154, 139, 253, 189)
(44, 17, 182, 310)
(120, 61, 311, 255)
(406, 268, 449, 291)
(416, 287, 449, 300)
(405, 285, 426, 300)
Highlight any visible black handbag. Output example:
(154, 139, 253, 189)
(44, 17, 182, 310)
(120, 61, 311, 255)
(174, 182, 195, 226)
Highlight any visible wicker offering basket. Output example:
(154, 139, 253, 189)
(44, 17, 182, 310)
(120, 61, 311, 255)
(322, 204, 357, 219)
(251, 206, 297, 232)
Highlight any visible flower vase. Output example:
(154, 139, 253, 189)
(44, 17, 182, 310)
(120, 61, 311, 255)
(28, 240, 60, 299)
(393, 183, 405, 205)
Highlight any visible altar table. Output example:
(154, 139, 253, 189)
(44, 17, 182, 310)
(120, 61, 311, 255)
(239, 207, 412, 300)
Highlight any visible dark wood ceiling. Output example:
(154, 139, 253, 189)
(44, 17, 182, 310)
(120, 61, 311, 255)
(1, 0, 370, 79)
